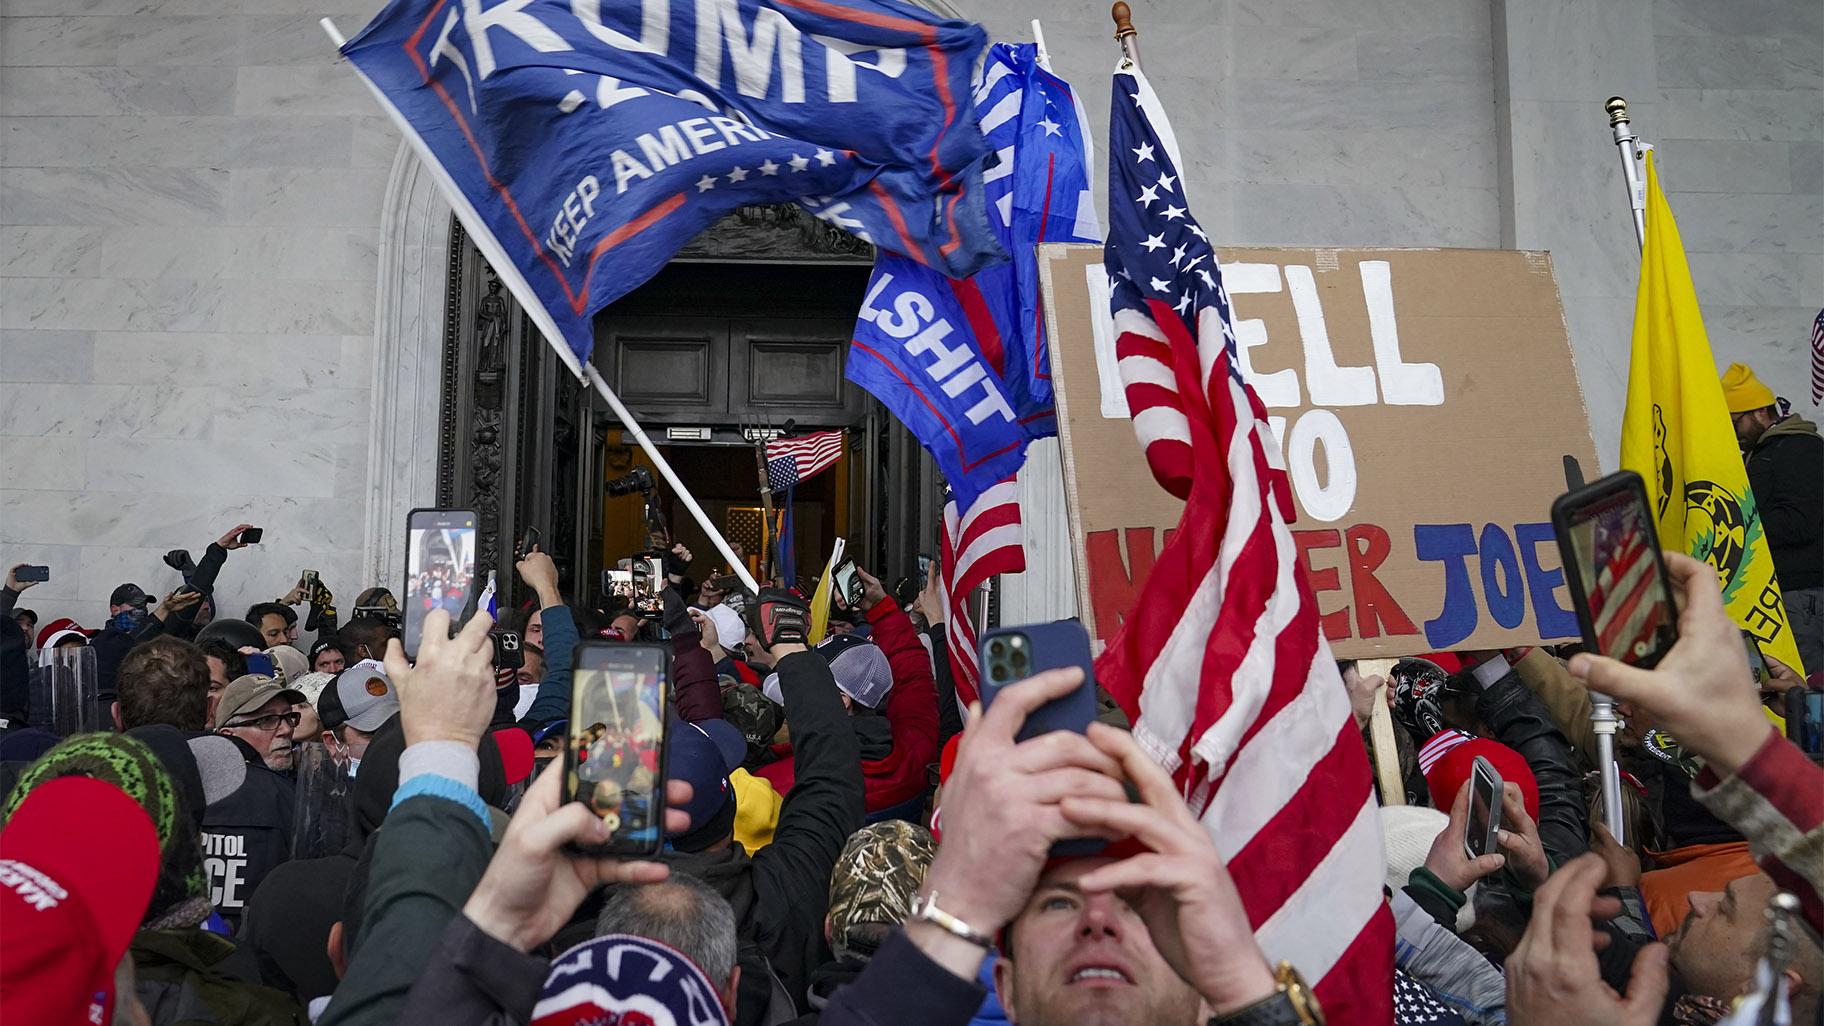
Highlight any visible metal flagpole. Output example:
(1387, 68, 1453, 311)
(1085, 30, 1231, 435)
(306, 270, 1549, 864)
(1606, 96, 1648, 250)
(1112, 2, 1142, 69)
(321, 17, 759, 596)
(1589, 94, 1647, 846)
(747, 417, 776, 584)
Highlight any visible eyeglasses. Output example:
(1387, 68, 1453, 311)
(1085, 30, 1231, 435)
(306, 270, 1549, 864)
(227, 710, 302, 733)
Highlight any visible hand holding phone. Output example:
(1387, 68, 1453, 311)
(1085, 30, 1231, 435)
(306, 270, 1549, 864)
(8, 564, 49, 586)
(217, 524, 256, 550)
(979, 622, 1097, 742)
(980, 621, 1103, 856)
(403, 508, 480, 659)
(565, 642, 670, 856)
(1423, 773, 1510, 892)
(916, 669, 1130, 933)
(1551, 471, 1678, 668)
(1567, 550, 1786, 779)
(238, 527, 264, 545)
(461, 759, 683, 954)
(383, 608, 501, 752)
(831, 559, 863, 610)
(1464, 756, 1504, 860)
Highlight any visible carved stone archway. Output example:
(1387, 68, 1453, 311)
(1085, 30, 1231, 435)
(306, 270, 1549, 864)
(360, 144, 453, 588)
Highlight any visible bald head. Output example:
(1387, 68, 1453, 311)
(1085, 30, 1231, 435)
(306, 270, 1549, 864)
(596, 874, 737, 989)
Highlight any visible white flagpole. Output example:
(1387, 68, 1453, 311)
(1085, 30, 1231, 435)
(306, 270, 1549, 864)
(1031, 19, 1052, 70)
(320, 18, 759, 595)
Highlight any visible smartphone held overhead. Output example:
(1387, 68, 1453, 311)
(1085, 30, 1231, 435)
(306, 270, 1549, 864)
(403, 508, 480, 658)
(1551, 470, 1680, 668)
(566, 642, 670, 856)
(980, 621, 1104, 856)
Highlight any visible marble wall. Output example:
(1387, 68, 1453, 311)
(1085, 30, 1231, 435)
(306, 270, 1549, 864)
(0, 0, 395, 628)
(2, 0, 1819, 629)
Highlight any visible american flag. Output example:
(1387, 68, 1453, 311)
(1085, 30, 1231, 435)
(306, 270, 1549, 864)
(1096, 63, 1393, 1022)
(764, 430, 845, 491)
(1810, 308, 1823, 405)
(939, 479, 1024, 705)
(1587, 508, 1667, 658)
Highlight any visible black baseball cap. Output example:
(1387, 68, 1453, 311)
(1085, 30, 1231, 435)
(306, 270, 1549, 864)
(109, 584, 149, 608)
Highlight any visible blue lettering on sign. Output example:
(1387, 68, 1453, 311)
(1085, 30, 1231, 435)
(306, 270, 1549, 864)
(1415, 523, 1479, 648)
(1515, 522, 1578, 640)
(1478, 522, 1526, 630)
(1415, 521, 1581, 648)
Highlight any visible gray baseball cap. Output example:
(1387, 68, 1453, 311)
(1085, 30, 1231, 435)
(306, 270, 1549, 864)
(320, 660, 400, 733)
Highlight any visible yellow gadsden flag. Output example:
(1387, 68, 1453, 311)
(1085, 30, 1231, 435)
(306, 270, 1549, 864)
(1620, 152, 1806, 675)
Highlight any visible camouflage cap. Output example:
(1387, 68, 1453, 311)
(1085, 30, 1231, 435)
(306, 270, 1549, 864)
(826, 820, 936, 960)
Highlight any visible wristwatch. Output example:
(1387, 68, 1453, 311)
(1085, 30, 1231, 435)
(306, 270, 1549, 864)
(1207, 963, 1324, 1026)
(907, 891, 996, 950)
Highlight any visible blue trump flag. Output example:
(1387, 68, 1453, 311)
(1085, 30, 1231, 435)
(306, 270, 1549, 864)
(341, 0, 1003, 373)
(847, 42, 1098, 508)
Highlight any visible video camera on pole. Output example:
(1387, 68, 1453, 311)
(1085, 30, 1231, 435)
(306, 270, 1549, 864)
(603, 465, 680, 618)
(604, 466, 668, 543)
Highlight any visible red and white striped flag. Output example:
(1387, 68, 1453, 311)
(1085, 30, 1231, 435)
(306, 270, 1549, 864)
(1098, 63, 1393, 1022)
(1810, 308, 1822, 405)
(764, 430, 845, 489)
(939, 479, 1024, 706)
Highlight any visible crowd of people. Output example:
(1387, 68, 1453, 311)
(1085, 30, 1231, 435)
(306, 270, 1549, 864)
(1, 425, 1821, 1026)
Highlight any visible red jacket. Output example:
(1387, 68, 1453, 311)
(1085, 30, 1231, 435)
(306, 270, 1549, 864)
(1693, 730, 1824, 934)
(753, 597, 939, 811)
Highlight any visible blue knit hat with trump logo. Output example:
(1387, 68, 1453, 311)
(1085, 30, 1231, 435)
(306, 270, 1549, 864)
(533, 934, 729, 1026)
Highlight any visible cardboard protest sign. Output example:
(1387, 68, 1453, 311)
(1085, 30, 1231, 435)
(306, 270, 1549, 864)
(1039, 243, 1600, 659)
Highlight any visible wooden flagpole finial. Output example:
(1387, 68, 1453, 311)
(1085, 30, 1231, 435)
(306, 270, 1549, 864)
(1112, 2, 1136, 41)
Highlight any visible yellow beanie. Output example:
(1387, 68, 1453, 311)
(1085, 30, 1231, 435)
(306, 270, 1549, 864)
(728, 768, 782, 855)
(1720, 363, 1775, 414)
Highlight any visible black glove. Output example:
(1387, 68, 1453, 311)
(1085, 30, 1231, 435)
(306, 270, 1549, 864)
(747, 588, 809, 651)
(663, 545, 692, 578)
(660, 586, 694, 637)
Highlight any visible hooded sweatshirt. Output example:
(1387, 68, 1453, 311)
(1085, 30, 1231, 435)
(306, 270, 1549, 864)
(1746, 413, 1822, 590)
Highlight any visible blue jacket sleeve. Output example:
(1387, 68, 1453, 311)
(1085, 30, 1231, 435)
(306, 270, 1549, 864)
(520, 604, 578, 727)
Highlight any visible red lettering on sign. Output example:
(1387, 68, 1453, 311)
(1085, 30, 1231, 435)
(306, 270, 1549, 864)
(1085, 528, 1163, 635)
(1293, 529, 1351, 640)
(1345, 524, 1418, 639)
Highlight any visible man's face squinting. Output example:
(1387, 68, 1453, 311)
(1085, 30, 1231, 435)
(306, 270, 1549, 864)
(1668, 873, 1772, 1003)
(258, 614, 290, 649)
(314, 649, 345, 674)
(220, 696, 298, 771)
(994, 859, 1200, 1026)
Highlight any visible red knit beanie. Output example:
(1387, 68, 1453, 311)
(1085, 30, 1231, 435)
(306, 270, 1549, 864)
(1419, 730, 1540, 821)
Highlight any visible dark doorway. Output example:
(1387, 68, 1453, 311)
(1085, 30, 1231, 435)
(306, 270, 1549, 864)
(440, 209, 941, 613)
(592, 260, 870, 585)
